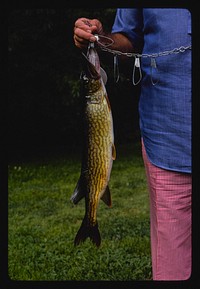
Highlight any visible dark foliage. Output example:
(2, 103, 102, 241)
(8, 9, 140, 158)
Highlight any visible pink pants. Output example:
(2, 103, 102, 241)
(142, 141, 192, 280)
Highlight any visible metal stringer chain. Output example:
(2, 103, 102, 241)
(94, 34, 192, 85)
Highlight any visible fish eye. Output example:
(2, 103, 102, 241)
(80, 72, 89, 83)
(82, 75, 89, 83)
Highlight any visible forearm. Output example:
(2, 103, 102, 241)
(74, 18, 135, 53)
(101, 32, 134, 53)
(73, 18, 136, 75)
(97, 31, 135, 78)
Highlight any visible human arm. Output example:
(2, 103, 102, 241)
(73, 17, 134, 53)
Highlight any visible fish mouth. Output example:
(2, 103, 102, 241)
(81, 52, 108, 85)
(81, 52, 100, 80)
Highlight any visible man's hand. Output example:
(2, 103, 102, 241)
(73, 18, 103, 49)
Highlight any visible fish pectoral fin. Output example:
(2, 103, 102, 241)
(112, 143, 116, 160)
(101, 186, 112, 207)
(70, 177, 85, 205)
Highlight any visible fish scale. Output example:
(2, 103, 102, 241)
(70, 46, 115, 247)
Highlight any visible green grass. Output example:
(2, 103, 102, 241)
(8, 142, 152, 281)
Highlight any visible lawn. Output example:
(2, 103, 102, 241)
(8, 142, 152, 281)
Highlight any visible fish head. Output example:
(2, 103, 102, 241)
(81, 52, 102, 99)
(80, 71, 101, 96)
(81, 52, 100, 80)
(81, 52, 108, 94)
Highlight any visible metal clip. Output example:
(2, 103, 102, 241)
(113, 54, 120, 83)
(150, 58, 159, 86)
(132, 56, 142, 85)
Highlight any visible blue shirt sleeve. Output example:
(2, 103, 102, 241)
(111, 8, 144, 48)
(111, 8, 192, 173)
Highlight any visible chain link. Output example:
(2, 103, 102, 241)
(96, 37, 191, 59)
(92, 34, 192, 86)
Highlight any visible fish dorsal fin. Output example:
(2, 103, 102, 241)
(101, 186, 112, 207)
(112, 143, 116, 160)
(70, 177, 85, 204)
(100, 67, 107, 85)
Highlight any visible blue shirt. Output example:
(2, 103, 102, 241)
(112, 9, 192, 173)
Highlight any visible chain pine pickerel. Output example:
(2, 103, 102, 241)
(70, 44, 116, 247)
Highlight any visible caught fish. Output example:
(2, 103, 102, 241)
(70, 43, 116, 247)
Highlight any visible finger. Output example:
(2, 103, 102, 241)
(74, 34, 90, 49)
(75, 18, 93, 30)
(75, 18, 100, 34)
(74, 27, 96, 42)
(74, 38, 87, 49)
(90, 19, 103, 34)
(74, 34, 88, 46)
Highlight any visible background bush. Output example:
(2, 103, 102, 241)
(8, 8, 141, 161)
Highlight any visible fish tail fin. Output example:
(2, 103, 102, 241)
(74, 218, 101, 247)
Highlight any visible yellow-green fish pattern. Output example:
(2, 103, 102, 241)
(71, 47, 116, 247)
